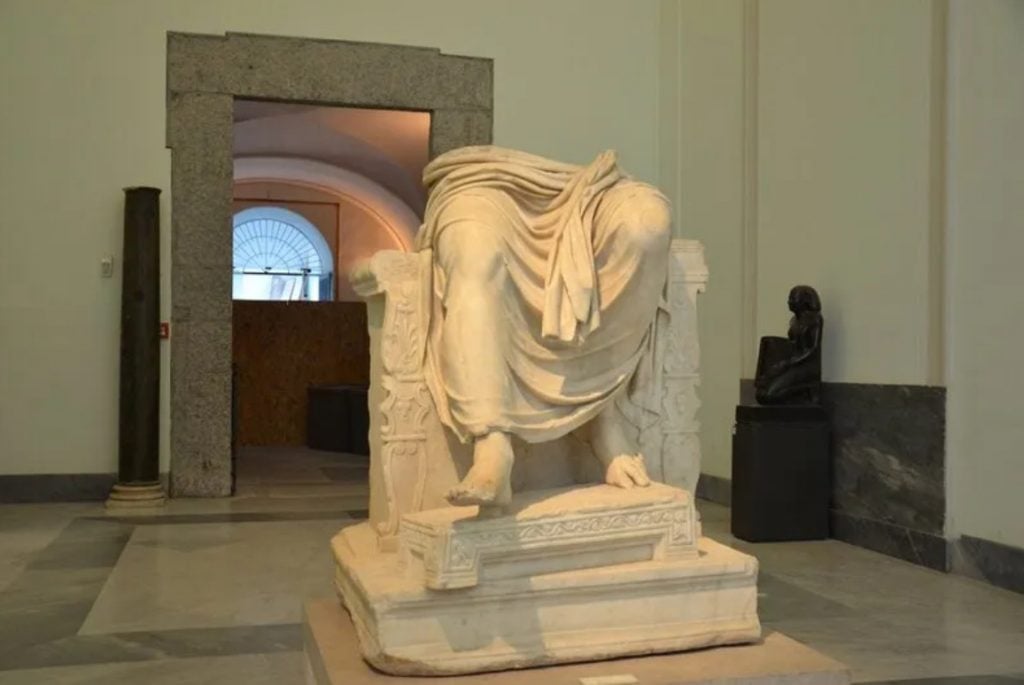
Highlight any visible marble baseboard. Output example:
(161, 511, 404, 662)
(0, 474, 116, 503)
(951, 534, 1024, 595)
(696, 473, 732, 506)
(0, 473, 171, 503)
(830, 510, 949, 572)
(739, 379, 946, 571)
(820, 382, 946, 536)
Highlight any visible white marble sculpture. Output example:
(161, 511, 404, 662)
(333, 146, 759, 675)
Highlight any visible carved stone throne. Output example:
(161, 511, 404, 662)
(332, 240, 761, 675)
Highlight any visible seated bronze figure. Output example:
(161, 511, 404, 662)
(754, 285, 823, 405)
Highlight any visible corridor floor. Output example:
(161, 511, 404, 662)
(0, 448, 1021, 684)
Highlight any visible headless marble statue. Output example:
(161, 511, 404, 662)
(417, 146, 672, 507)
(327, 146, 764, 676)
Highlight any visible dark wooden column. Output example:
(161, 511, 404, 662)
(107, 187, 166, 508)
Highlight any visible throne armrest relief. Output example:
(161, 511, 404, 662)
(654, 239, 709, 495)
(351, 250, 436, 551)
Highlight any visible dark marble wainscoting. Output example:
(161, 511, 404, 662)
(0, 472, 170, 503)
(696, 473, 732, 506)
(830, 509, 949, 571)
(951, 534, 1024, 595)
(0, 474, 116, 503)
(739, 380, 948, 570)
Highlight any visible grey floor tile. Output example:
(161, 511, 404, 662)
(320, 465, 370, 483)
(865, 676, 1024, 685)
(1, 449, 1021, 683)
(0, 652, 303, 685)
(0, 624, 301, 672)
(0, 520, 133, 664)
(757, 572, 856, 622)
(78, 519, 340, 635)
(0, 503, 95, 592)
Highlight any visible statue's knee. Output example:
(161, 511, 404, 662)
(437, 223, 505, 285)
(631, 189, 672, 251)
(612, 185, 672, 254)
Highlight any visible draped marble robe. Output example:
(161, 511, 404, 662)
(417, 146, 672, 445)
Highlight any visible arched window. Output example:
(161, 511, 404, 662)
(232, 206, 334, 301)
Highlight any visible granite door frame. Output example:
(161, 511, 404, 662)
(166, 32, 493, 496)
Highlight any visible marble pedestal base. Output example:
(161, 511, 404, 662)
(332, 484, 761, 675)
(304, 599, 850, 685)
(105, 482, 166, 509)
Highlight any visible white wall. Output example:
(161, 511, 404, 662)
(945, 0, 1024, 548)
(0, 0, 660, 475)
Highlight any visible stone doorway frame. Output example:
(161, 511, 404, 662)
(166, 32, 493, 496)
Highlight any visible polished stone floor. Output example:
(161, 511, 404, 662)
(0, 447, 1021, 684)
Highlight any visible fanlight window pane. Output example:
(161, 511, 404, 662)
(232, 207, 333, 301)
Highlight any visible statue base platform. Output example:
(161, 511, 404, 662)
(332, 484, 762, 675)
(304, 598, 850, 685)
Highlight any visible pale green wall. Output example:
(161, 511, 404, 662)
(4, 0, 1023, 554)
(755, 0, 940, 386)
(658, 0, 746, 481)
(945, 0, 1024, 548)
(0, 0, 660, 475)
(659, 0, 942, 480)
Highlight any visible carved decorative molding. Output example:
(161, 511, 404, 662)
(400, 485, 699, 590)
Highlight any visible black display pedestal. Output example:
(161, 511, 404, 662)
(307, 384, 370, 456)
(731, 404, 829, 542)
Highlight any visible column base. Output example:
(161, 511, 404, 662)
(105, 482, 166, 509)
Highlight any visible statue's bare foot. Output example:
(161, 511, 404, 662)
(446, 432, 514, 507)
(590, 405, 651, 489)
(604, 454, 651, 488)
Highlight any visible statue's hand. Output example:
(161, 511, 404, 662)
(604, 454, 651, 489)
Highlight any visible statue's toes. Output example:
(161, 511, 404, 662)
(446, 485, 480, 505)
(630, 455, 652, 486)
(444, 486, 464, 504)
(448, 479, 506, 506)
(619, 460, 649, 487)
(606, 466, 633, 489)
(632, 467, 652, 487)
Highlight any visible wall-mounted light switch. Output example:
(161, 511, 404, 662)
(101, 255, 115, 278)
